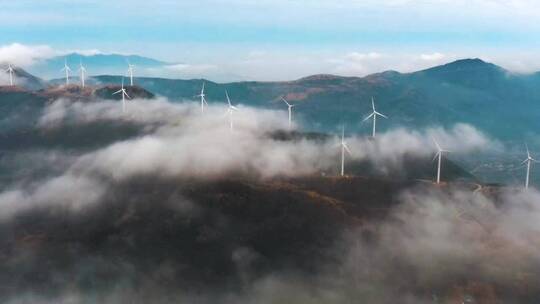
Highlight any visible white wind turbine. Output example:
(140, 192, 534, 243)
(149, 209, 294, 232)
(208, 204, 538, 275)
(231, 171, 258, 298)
(281, 97, 295, 129)
(196, 82, 208, 113)
(5, 64, 14, 86)
(432, 137, 451, 184)
(340, 125, 352, 176)
(363, 97, 387, 138)
(113, 78, 131, 113)
(78, 61, 87, 88)
(522, 144, 538, 190)
(225, 90, 239, 132)
(127, 61, 135, 86)
(61, 59, 72, 85)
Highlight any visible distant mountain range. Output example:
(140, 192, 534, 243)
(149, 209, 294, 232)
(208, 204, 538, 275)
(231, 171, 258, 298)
(5, 58, 540, 142)
(90, 58, 540, 141)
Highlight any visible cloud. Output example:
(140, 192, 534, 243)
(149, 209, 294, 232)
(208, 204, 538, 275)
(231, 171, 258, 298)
(0, 97, 489, 222)
(419, 52, 446, 61)
(330, 51, 460, 76)
(345, 52, 384, 61)
(0, 95, 531, 303)
(63, 48, 104, 56)
(34, 98, 496, 182)
(0, 174, 105, 221)
(0, 43, 56, 67)
(162, 63, 218, 74)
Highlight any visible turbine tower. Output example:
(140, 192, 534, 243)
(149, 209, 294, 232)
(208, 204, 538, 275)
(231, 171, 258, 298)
(281, 97, 295, 129)
(78, 61, 87, 88)
(196, 82, 208, 113)
(340, 125, 352, 176)
(522, 144, 538, 190)
(127, 61, 135, 86)
(363, 97, 388, 138)
(61, 59, 72, 85)
(433, 138, 451, 184)
(225, 90, 238, 132)
(113, 78, 131, 113)
(5, 64, 14, 86)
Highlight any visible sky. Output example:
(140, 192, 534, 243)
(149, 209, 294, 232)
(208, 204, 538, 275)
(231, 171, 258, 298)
(2, 0, 540, 81)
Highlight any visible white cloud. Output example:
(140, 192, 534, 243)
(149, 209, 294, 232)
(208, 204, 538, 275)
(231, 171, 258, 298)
(0, 43, 56, 67)
(38, 98, 495, 183)
(345, 52, 384, 61)
(163, 63, 218, 74)
(63, 49, 104, 56)
(419, 52, 446, 61)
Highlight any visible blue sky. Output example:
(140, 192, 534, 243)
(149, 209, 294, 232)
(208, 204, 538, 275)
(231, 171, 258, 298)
(2, 0, 540, 81)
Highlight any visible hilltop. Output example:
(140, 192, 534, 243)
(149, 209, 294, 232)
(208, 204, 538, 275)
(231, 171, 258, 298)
(7, 58, 540, 143)
(73, 58, 540, 141)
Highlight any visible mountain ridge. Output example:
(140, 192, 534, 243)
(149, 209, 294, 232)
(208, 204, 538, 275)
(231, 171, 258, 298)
(4, 58, 540, 141)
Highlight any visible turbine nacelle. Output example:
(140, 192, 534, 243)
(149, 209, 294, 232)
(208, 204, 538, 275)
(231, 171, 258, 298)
(5, 64, 14, 86)
(363, 97, 387, 137)
(113, 78, 131, 113)
(281, 97, 296, 129)
(126, 60, 135, 86)
(78, 61, 87, 87)
(432, 137, 450, 184)
(522, 144, 538, 189)
(197, 82, 208, 113)
(224, 90, 238, 131)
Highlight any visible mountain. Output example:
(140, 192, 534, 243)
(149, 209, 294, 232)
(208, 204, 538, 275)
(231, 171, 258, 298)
(0, 63, 47, 90)
(28, 53, 170, 80)
(0, 173, 531, 303)
(78, 59, 540, 142)
(6, 58, 540, 142)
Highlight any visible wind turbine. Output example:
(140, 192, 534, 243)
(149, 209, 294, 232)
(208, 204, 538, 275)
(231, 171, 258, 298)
(196, 82, 208, 113)
(78, 61, 87, 88)
(225, 90, 238, 132)
(113, 78, 131, 113)
(61, 59, 72, 85)
(340, 125, 352, 176)
(281, 97, 295, 129)
(522, 144, 538, 190)
(363, 97, 387, 138)
(127, 60, 135, 86)
(433, 137, 451, 184)
(5, 64, 14, 86)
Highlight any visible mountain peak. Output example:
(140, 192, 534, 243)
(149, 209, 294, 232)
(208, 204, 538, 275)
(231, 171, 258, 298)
(420, 58, 505, 75)
(297, 74, 348, 81)
(411, 58, 509, 90)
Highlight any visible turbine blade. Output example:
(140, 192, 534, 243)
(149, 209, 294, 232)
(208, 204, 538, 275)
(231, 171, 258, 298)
(371, 97, 375, 111)
(363, 113, 375, 122)
(432, 137, 441, 151)
(343, 143, 352, 155)
(113, 90, 122, 94)
(375, 111, 388, 119)
(432, 152, 440, 163)
(225, 90, 232, 106)
(281, 97, 291, 106)
(124, 91, 131, 99)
